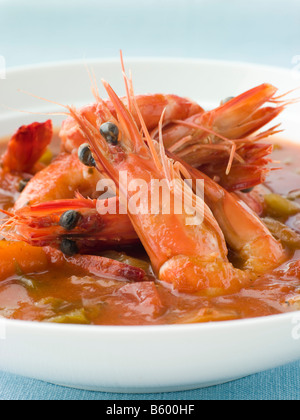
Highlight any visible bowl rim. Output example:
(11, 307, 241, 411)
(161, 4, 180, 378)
(4, 56, 292, 77)
(2, 309, 300, 334)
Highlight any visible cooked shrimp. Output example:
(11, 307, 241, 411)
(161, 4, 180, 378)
(162, 84, 282, 149)
(2, 196, 138, 253)
(4, 172, 275, 272)
(14, 152, 102, 210)
(174, 156, 287, 273)
(0, 82, 289, 293)
(62, 79, 255, 295)
(161, 84, 284, 191)
(5, 123, 285, 276)
(59, 94, 203, 153)
(61, 84, 284, 192)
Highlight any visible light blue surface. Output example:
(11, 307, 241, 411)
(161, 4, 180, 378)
(1, 0, 300, 68)
(0, 362, 300, 400)
(0, 0, 300, 400)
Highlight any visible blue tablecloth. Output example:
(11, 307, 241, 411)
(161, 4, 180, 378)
(0, 0, 300, 400)
(0, 363, 299, 400)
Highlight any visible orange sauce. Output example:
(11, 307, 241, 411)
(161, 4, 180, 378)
(0, 136, 299, 325)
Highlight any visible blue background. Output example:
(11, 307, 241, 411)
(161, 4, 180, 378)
(1, 0, 300, 68)
(0, 0, 300, 400)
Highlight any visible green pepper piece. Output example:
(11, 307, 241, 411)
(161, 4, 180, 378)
(264, 194, 300, 218)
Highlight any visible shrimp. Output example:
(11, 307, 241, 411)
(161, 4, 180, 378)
(61, 84, 284, 192)
(161, 84, 285, 191)
(1, 196, 138, 253)
(170, 154, 287, 274)
(0, 201, 149, 283)
(14, 152, 102, 210)
(2, 171, 273, 272)
(4, 127, 284, 278)
(61, 79, 256, 295)
(59, 94, 203, 154)
(162, 84, 282, 150)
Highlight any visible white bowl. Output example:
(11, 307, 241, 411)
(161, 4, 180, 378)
(0, 59, 299, 392)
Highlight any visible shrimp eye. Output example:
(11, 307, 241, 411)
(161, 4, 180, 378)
(100, 122, 119, 145)
(59, 210, 81, 231)
(242, 187, 254, 193)
(60, 238, 78, 256)
(18, 178, 30, 192)
(78, 143, 96, 167)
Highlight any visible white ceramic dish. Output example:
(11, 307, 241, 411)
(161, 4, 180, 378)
(0, 59, 299, 393)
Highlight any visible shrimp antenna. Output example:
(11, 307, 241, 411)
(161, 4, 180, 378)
(132, 92, 163, 172)
(0, 103, 68, 117)
(171, 119, 242, 174)
(123, 70, 162, 172)
(158, 108, 172, 183)
(18, 86, 113, 130)
(91, 67, 101, 101)
(17, 89, 70, 111)
(270, 87, 300, 104)
(0, 89, 70, 117)
(83, 62, 113, 115)
(84, 61, 101, 103)
(0, 208, 14, 218)
(120, 50, 133, 113)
